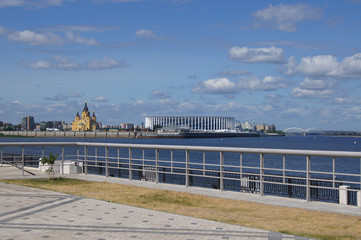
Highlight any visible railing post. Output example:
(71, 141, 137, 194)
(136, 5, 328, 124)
(306, 155, 311, 202)
(105, 146, 109, 178)
(332, 157, 336, 188)
(339, 185, 349, 205)
(155, 149, 159, 183)
(77, 146, 79, 162)
(203, 151, 206, 176)
(171, 150, 174, 173)
(61, 145, 64, 175)
(129, 147, 132, 180)
(22, 145, 25, 176)
(84, 145, 88, 175)
(220, 151, 224, 191)
(283, 154, 286, 184)
(95, 147, 98, 165)
(185, 150, 189, 187)
(260, 153, 264, 196)
(1, 146, 3, 166)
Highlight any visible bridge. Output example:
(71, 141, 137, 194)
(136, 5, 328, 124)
(283, 127, 325, 136)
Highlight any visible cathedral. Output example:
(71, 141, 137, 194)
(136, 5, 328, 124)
(72, 101, 97, 131)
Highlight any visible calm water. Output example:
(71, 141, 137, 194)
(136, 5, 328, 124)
(1, 135, 361, 152)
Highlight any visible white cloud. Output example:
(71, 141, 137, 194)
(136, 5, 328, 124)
(193, 76, 287, 95)
(93, 96, 108, 102)
(237, 76, 288, 91)
(135, 29, 155, 38)
(193, 78, 237, 94)
(288, 53, 361, 78)
(229, 46, 285, 63)
(66, 32, 98, 45)
(51, 56, 81, 70)
(87, 56, 125, 70)
(291, 78, 335, 99)
(0, 0, 69, 8)
(23, 56, 125, 71)
(8, 30, 64, 46)
(252, 3, 322, 32)
(294, 55, 339, 76)
(24, 60, 51, 69)
(291, 88, 334, 98)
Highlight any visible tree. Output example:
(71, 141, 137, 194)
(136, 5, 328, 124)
(41, 153, 58, 179)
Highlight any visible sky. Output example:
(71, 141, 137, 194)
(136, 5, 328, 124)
(0, 0, 361, 131)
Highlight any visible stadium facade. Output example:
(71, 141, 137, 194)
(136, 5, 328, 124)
(145, 116, 235, 131)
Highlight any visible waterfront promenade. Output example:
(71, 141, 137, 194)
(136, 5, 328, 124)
(0, 166, 319, 240)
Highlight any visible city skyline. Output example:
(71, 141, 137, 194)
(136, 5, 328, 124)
(1, 1, 361, 130)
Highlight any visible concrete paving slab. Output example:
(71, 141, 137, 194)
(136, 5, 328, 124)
(0, 183, 314, 240)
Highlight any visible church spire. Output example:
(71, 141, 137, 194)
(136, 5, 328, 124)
(82, 101, 89, 112)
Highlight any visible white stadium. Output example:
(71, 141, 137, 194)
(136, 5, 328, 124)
(145, 116, 235, 131)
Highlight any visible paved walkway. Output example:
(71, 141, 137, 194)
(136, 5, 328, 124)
(0, 183, 312, 240)
(1, 165, 357, 239)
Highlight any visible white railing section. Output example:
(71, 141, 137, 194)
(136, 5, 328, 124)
(0, 142, 360, 207)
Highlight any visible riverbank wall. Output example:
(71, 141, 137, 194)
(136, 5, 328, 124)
(0, 131, 260, 138)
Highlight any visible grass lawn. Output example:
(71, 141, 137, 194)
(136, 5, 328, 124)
(1, 178, 360, 240)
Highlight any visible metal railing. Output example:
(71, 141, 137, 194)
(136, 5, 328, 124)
(1, 142, 360, 206)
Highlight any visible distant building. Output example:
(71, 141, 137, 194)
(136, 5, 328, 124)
(21, 116, 35, 131)
(241, 121, 255, 131)
(39, 121, 64, 131)
(256, 124, 276, 132)
(72, 101, 97, 131)
(145, 116, 235, 131)
(120, 123, 134, 130)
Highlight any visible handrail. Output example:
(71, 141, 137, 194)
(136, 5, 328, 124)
(2, 142, 361, 158)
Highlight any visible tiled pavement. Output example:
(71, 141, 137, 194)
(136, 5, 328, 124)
(0, 175, 314, 240)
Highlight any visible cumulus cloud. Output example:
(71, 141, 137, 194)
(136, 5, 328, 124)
(5, 27, 99, 46)
(193, 76, 287, 95)
(22, 56, 126, 71)
(66, 32, 98, 45)
(229, 46, 285, 63)
(93, 96, 108, 102)
(87, 56, 125, 70)
(291, 88, 334, 99)
(193, 78, 237, 94)
(287, 53, 361, 78)
(252, 3, 322, 32)
(291, 78, 335, 98)
(237, 76, 288, 91)
(8, 30, 64, 46)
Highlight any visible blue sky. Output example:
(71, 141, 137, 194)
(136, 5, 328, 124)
(1, 0, 361, 130)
